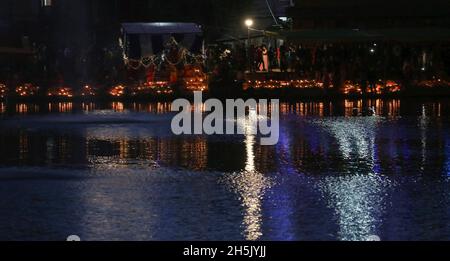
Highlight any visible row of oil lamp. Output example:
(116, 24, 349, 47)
(416, 78, 450, 88)
(343, 80, 402, 95)
(0, 84, 91, 98)
(0, 81, 208, 99)
(111, 82, 175, 97)
(244, 79, 324, 90)
(110, 79, 208, 97)
(2, 78, 446, 98)
(244, 79, 405, 94)
(342, 78, 449, 94)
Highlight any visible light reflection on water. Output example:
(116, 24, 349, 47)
(222, 109, 274, 241)
(319, 174, 390, 241)
(48, 102, 73, 113)
(419, 105, 428, 170)
(0, 99, 449, 240)
(0, 98, 433, 117)
(0, 98, 441, 119)
(312, 116, 390, 240)
(16, 103, 40, 114)
(447, 142, 450, 178)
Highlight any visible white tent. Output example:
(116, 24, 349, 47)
(121, 22, 203, 58)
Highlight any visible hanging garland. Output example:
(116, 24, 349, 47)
(119, 36, 205, 70)
(164, 48, 186, 66)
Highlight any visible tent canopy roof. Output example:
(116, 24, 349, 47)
(121, 22, 202, 35)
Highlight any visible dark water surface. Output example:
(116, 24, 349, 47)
(0, 99, 449, 241)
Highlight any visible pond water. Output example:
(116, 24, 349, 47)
(0, 99, 449, 241)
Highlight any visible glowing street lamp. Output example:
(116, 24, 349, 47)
(245, 19, 254, 44)
(245, 19, 254, 28)
(245, 19, 254, 72)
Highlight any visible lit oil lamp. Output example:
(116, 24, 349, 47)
(80, 85, 97, 96)
(109, 85, 126, 97)
(47, 87, 73, 98)
(0, 84, 7, 98)
(16, 84, 39, 97)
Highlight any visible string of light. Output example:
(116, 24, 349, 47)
(119, 38, 205, 70)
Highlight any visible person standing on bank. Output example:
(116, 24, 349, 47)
(261, 45, 269, 72)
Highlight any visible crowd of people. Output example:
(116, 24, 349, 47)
(2, 38, 450, 93)
(209, 41, 450, 90)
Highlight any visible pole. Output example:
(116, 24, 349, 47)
(247, 27, 251, 73)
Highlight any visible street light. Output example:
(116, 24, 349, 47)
(245, 19, 254, 72)
(245, 19, 254, 28)
(245, 19, 254, 45)
(245, 19, 254, 46)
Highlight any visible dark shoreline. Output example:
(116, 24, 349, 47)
(1, 88, 450, 103)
